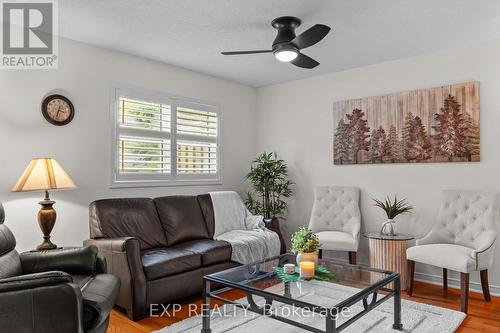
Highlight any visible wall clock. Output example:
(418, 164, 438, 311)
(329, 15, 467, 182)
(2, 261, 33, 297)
(41, 94, 75, 126)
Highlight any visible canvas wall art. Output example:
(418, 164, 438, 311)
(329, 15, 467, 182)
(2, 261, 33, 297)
(333, 81, 480, 165)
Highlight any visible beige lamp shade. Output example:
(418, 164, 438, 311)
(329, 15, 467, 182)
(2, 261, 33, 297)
(12, 158, 76, 192)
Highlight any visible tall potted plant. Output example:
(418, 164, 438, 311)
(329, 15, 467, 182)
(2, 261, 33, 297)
(245, 152, 293, 219)
(245, 152, 293, 254)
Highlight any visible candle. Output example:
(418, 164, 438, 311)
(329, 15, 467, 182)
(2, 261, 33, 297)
(284, 263, 295, 274)
(299, 261, 315, 279)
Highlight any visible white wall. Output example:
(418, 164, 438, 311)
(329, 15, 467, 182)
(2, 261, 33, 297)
(2, 35, 500, 295)
(256, 38, 500, 294)
(0, 38, 257, 252)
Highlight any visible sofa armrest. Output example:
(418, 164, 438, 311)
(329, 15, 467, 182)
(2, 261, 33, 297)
(0, 273, 84, 332)
(0, 271, 72, 293)
(20, 246, 101, 276)
(81, 273, 120, 331)
(95, 252, 108, 274)
(84, 237, 147, 321)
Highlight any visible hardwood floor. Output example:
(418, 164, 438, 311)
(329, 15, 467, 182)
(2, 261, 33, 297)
(107, 281, 500, 333)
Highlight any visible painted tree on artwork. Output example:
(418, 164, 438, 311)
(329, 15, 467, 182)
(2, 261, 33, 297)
(377, 127, 388, 161)
(369, 126, 387, 163)
(462, 112, 480, 162)
(402, 112, 432, 161)
(402, 112, 416, 161)
(385, 125, 402, 163)
(413, 116, 432, 161)
(334, 119, 352, 164)
(433, 95, 467, 161)
(368, 129, 379, 163)
(346, 108, 370, 164)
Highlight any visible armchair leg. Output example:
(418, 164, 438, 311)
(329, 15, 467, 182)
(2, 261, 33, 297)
(443, 268, 448, 290)
(348, 251, 356, 265)
(480, 269, 491, 302)
(461, 272, 470, 313)
(407, 260, 415, 296)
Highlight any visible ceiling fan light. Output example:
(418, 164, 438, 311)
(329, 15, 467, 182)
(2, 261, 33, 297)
(274, 50, 298, 62)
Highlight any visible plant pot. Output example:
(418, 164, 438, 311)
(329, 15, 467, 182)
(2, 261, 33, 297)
(296, 251, 318, 266)
(380, 219, 396, 236)
(264, 217, 287, 254)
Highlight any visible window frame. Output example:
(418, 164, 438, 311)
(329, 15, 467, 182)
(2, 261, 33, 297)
(110, 85, 222, 188)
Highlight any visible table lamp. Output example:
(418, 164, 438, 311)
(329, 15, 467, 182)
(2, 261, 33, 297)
(12, 158, 76, 250)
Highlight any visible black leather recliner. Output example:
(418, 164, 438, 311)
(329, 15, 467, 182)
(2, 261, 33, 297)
(0, 203, 120, 333)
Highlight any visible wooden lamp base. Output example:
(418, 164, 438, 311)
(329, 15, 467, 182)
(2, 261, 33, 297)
(36, 190, 58, 251)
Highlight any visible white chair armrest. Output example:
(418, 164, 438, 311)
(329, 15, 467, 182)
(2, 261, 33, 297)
(351, 223, 360, 241)
(470, 230, 497, 271)
(471, 230, 497, 255)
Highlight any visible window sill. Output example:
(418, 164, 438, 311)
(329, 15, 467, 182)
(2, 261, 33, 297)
(109, 178, 223, 189)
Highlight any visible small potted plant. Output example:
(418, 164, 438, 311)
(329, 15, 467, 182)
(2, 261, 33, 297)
(373, 195, 413, 236)
(291, 226, 321, 265)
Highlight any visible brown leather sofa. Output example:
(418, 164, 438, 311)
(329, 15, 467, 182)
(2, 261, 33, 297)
(84, 194, 239, 321)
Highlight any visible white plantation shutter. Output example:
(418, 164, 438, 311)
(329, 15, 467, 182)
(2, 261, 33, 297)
(176, 105, 218, 175)
(112, 88, 221, 186)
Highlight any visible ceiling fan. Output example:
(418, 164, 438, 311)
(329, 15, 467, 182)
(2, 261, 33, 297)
(221, 16, 331, 69)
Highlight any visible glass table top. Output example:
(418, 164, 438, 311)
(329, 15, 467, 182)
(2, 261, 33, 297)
(363, 232, 414, 240)
(206, 254, 398, 305)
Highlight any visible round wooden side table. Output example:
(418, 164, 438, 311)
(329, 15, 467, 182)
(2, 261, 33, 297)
(364, 233, 414, 291)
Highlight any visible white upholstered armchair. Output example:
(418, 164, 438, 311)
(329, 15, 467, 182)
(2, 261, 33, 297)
(407, 190, 499, 313)
(308, 186, 361, 264)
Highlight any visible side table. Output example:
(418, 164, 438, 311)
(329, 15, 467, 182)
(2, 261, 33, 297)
(27, 246, 78, 253)
(364, 233, 414, 290)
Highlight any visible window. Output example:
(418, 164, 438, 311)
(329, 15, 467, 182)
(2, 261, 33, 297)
(111, 87, 221, 187)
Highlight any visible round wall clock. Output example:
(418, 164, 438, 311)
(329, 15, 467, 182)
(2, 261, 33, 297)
(41, 94, 75, 126)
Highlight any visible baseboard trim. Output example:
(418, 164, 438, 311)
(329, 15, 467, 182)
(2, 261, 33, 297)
(414, 271, 500, 297)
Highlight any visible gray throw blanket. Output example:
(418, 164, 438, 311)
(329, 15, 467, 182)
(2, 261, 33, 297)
(215, 229, 281, 265)
(209, 191, 281, 264)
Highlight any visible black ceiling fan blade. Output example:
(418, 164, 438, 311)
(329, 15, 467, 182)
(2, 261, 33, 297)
(291, 24, 331, 49)
(290, 53, 319, 69)
(221, 50, 272, 55)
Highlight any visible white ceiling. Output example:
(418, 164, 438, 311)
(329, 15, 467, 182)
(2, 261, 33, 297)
(59, 0, 500, 87)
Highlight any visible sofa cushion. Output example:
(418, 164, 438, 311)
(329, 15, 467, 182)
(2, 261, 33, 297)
(197, 194, 216, 238)
(171, 239, 232, 266)
(154, 196, 210, 246)
(141, 247, 201, 280)
(90, 198, 168, 250)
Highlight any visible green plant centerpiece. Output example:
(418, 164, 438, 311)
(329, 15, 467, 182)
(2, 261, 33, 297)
(245, 152, 293, 219)
(291, 226, 321, 265)
(275, 227, 336, 283)
(373, 195, 413, 236)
